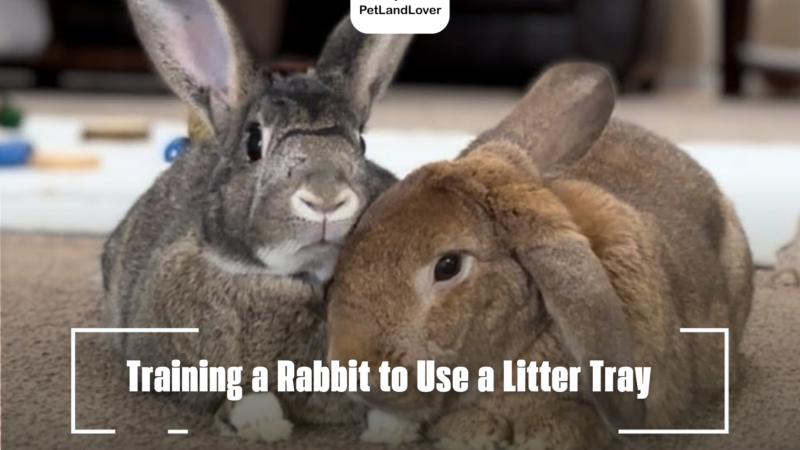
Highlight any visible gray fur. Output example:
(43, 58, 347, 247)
(102, 0, 411, 429)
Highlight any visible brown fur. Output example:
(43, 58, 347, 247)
(327, 63, 753, 449)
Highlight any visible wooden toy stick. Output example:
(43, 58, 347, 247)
(29, 152, 100, 170)
(82, 117, 150, 140)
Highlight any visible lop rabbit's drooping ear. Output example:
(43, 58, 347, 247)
(482, 63, 645, 431)
(316, 18, 412, 126)
(513, 233, 645, 432)
(126, 0, 259, 133)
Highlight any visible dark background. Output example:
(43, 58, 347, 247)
(0, 0, 793, 99)
(0, 0, 668, 92)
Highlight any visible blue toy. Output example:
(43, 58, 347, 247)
(164, 137, 190, 163)
(0, 140, 32, 166)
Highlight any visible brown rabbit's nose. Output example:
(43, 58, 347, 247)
(290, 185, 360, 222)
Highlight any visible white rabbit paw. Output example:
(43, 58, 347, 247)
(360, 409, 422, 446)
(229, 393, 293, 442)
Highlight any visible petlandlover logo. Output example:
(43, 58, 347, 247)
(351, 0, 450, 34)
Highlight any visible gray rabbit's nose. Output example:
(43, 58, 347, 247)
(290, 186, 360, 223)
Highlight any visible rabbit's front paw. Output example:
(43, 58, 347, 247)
(229, 393, 293, 442)
(360, 409, 422, 446)
(428, 407, 511, 450)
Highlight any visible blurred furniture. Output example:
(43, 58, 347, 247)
(0, 0, 149, 87)
(0, 0, 52, 59)
(723, 0, 800, 96)
(723, 0, 751, 95)
(279, 0, 669, 90)
(0, 0, 286, 88)
(1, 0, 667, 91)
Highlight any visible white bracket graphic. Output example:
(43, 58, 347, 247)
(619, 328, 729, 435)
(71, 328, 199, 434)
(71, 327, 730, 435)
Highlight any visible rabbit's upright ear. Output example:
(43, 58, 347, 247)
(471, 62, 616, 169)
(514, 235, 645, 432)
(315, 16, 413, 126)
(127, 0, 260, 134)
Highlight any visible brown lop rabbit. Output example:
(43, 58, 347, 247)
(325, 62, 754, 450)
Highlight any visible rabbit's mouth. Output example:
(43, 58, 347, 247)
(298, 240, 340, 253)
(295, 216, 355, 246)
(322, 217, 356, 241)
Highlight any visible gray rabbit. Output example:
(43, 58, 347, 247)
(100, 0, 412, 441)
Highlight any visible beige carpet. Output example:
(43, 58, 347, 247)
(1, 228, 799, 450)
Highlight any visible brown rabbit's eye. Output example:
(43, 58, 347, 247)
(434, 254, 462, 282)
(246, 123, 263, 162)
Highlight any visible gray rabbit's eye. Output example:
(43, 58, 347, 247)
(246, 122, 263, 162)
(434, 253, 462, 282)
